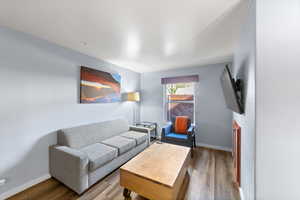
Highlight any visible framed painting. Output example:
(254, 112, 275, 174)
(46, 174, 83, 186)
(80, 66, 121, 103)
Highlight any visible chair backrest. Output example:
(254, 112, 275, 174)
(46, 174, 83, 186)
(57, 119, 129, 149)
(173, 116, 191, 134)
(171, 116, 191, 125)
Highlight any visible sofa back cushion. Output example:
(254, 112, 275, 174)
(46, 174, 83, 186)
(58, 119, 129, 149)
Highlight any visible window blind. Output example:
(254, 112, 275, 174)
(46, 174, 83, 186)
(161, 75, 199, 84)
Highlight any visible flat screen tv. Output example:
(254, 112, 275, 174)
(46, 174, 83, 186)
(220, 65, 243, 114)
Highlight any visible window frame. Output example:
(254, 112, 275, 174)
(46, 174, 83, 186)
(163, 82, 196, 123)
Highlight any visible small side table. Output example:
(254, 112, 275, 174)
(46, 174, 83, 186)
(134, 121, 158, 141)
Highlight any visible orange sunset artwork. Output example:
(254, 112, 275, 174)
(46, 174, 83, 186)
(80, 66, 121, 103)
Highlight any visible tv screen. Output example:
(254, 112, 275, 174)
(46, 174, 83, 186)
(220, 65, 243, 114)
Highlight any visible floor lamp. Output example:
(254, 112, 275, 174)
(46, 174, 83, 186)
(124, 92, 140, 124)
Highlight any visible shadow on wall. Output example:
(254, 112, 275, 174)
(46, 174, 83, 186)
(0, 131, 57, 197)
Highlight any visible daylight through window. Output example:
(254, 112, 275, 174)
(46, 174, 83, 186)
(165, 82, 195, 122)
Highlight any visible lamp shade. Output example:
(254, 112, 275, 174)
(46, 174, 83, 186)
(125, 92, 140, 102)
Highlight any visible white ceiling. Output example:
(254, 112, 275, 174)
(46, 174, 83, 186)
(0, 0, 247, 72)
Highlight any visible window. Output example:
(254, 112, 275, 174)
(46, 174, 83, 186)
(165, 82, 195, 122)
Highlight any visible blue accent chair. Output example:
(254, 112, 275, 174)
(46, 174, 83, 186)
(161, 122, 196, 156)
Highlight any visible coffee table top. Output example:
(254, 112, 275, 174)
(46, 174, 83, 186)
(120, 142, 190, 188)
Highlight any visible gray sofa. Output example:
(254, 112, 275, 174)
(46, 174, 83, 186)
(49, 119, 150, 194)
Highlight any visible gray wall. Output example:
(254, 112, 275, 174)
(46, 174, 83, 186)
(140, 63, 233, 150)
(256, 0, 300, 199)
(232, 0, 256, 200)
(0, 27, 140, 197)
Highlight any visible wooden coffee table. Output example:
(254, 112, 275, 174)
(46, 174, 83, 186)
(120, 142, 191, 200)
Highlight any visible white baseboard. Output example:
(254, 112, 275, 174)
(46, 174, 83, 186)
(196, 142, 232, 152)
(0, 174, 51, 200)
(239, 187, 244, 200)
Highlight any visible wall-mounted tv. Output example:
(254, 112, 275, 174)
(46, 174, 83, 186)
(220, 65, 244, 114)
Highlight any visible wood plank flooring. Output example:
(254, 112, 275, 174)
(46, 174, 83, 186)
(8, 147, 240, 200)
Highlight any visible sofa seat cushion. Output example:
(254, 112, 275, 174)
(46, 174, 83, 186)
(101, 136, 136, 155)
(80, 143, 118, 171)
(165, 133, 188, 140)
(120, 131, 148, 145)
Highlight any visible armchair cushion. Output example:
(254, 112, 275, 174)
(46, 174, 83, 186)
(165, 133, 188, 140)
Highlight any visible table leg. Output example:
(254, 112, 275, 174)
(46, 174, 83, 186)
(123, 188, 131, 200)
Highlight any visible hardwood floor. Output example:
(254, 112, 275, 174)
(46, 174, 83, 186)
(8, 147, 240, 200)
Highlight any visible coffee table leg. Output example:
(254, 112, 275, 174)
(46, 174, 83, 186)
(123, 188, 131, 200)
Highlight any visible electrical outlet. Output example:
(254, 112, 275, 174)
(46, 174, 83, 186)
(0, 179, 6, 186)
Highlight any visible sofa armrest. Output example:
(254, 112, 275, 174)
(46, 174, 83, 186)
(129, 126, 149, 133)
(49, 145, 89, 194)
(187, 124, 195, 134)
(161, 123, 172, 139)
(187, 124, 195, 143)
(129, 126, 151, 145)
